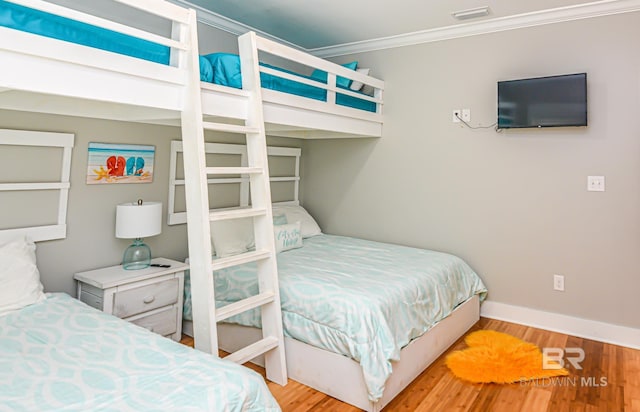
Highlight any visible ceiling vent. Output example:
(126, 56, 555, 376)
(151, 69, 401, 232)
(452, 6, 490, 21)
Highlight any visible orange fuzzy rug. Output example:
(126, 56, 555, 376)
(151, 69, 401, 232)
(446, 330, 569, 384)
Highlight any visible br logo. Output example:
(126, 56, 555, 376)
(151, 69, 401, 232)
(542, 347, 585, 370)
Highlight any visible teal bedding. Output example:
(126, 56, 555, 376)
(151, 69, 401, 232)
(0, 0, 170, 64)
(0, 293, 280, 411)
(184, 234, 487, 402)
(201, 53, 377, 112)
(0, 2, 376, 112)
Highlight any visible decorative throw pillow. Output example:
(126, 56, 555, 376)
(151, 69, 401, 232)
(349, 68, 370, 91)
(210, 218, 255, 258)
(202, 53, 243, 89)
(310, 61, 358, 89)
(273, 221, 303, 253)
(271, 205, 322, 238)
(273, 214, 288, 226)
(0, 237, 46, 317)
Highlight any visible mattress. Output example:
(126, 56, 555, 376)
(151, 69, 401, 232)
(0, 293, 280, 412)
(0, 2, 376, 112)
(184, 234, 487, 401)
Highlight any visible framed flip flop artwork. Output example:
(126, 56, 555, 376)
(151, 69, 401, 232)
(86, 143, 155, 184)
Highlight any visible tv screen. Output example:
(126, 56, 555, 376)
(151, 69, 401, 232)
(497, 73, 587, 129)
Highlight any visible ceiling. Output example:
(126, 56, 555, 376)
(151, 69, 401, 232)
(180, 0, 615, 51)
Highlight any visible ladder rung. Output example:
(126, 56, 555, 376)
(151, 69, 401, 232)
(205, 167, 263, 175)
(224, 336, 279, 365)
(211, 249, 271, 271)
(203, 122, 260, 134)
(216, 291, 276, 322)
(209, 207, 266, 222)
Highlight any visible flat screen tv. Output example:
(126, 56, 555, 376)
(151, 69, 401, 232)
(497, 73, 587, 129)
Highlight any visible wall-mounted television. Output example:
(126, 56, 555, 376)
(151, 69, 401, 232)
(497, 73, 587, 129)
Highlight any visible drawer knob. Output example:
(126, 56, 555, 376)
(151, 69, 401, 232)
(143, 295, 156, 304)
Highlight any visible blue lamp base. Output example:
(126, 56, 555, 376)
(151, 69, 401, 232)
(122, 238, 151, 270)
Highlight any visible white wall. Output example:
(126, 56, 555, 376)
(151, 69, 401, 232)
(301, 13, 640, 329)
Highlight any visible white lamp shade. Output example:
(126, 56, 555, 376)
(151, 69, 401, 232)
(115, 201, 162, 239)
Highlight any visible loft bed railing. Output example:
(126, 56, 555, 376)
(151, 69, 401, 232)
(0, 0, 384, 138)
(0, 0, 191, 113)
(255, 36, 383, 113)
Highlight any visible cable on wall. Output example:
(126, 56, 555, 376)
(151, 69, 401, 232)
(455, 113, 501, 132)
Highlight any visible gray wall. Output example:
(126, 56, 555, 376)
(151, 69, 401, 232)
(301, 13, 640, 329)
(0, 112, 186, 295)
(0, 110, 300, 297)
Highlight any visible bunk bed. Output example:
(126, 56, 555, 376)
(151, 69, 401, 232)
(0, 130, 280, 411)
(169, 143, 488, 412)
(0, 0, 384, 139)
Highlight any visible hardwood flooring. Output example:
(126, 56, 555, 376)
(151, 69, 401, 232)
(180, 318, 640, 411)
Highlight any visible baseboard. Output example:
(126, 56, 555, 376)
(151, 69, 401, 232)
(480, 300, 640, 350)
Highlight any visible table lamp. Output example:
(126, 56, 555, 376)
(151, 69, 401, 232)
(115, 199, 162, 270)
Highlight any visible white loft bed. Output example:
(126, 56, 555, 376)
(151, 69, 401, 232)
(170, 143, 483, 412)
(0, 0, 384, 139)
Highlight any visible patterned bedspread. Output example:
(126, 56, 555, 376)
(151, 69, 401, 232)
(184, 234, 487, 402)
(0, 293, 280, 412)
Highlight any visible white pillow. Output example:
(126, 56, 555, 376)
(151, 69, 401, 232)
(273, 221, 303, 253)
(271, 205, 322, 238)
(210, 218, 255, 258)
(0, 237, 46, 317)
(349, 68, 370, 91)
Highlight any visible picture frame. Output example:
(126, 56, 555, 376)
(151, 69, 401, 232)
(86, 143, 155, 184)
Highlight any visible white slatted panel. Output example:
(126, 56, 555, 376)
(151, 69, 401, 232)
(0, 129, 74, 242)
(167, 141, 301, 225)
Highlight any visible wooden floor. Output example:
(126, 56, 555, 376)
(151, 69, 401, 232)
(181, 318, 640, 411)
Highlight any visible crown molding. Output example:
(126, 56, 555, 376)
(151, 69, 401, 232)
(310, 0, 640, 58)
(169, 0, 305, 52)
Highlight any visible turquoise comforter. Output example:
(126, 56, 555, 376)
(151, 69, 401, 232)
(184, 234, 487, 401)
(0, 293, 280, 411)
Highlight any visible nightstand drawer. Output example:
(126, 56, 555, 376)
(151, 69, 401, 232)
(130, 306, 178, 336)
(79, 290, 103, 310)
(113, 278, 179, 318)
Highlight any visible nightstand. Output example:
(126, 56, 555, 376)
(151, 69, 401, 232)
(74, 257, 188, 341)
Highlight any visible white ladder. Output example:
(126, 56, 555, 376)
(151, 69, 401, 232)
(178, 17, 287, 385)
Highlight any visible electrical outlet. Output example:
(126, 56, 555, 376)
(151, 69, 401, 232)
(553, 274, 565, 291)
(452, 109, 461, 123)
(587, 176, 605, 192)
(462, 109, 471, 122)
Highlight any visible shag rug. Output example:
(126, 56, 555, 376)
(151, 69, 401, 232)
(445, 330, 569, 384)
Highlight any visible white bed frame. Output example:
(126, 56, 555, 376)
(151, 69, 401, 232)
(0, 0, 384, 139)
(183, 295, 479, 411)
(0, 129, 74, 242)
(176, 144, 480, 411)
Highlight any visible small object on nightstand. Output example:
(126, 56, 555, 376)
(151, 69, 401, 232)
(74, 258, 188, 341)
